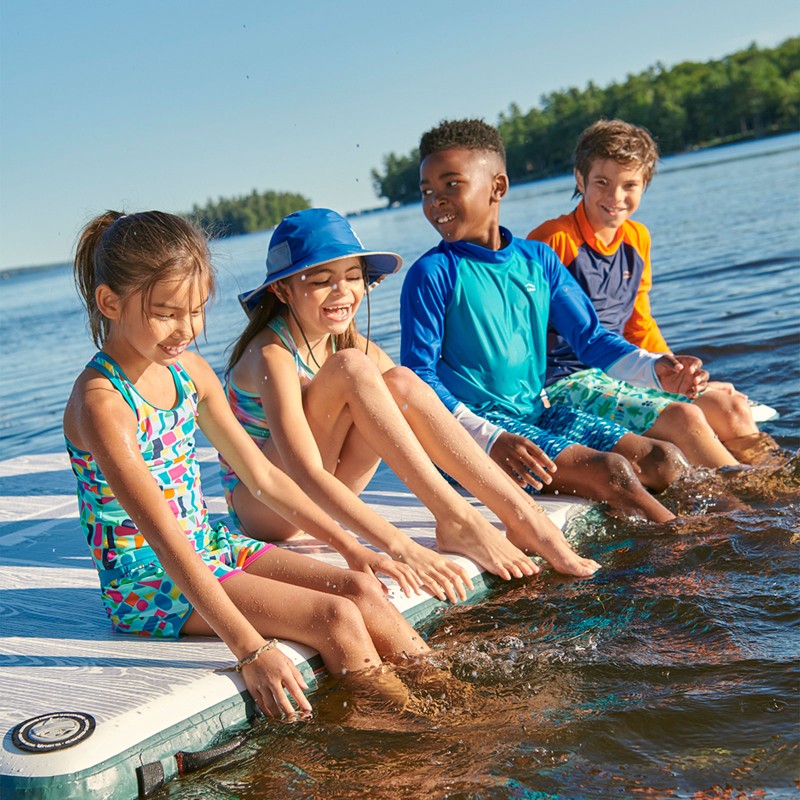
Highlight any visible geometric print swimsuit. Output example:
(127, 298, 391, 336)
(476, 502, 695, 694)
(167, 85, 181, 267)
(66, 352, 271, 638)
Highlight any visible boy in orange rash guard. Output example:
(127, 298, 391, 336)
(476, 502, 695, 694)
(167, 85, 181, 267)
(528, 119, 778, 467)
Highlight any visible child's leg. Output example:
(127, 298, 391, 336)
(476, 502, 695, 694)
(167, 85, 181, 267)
(546, 443, 676, 523)
(511, 404, 679, 523)
(231, 425, 383, 541)
(380, 366, 600, 577)
(244, 547, 428, 659)
(182, 570, 381, 674)
(691, 383, 784, 465)
(694, 383, 759, 443)
(547, 369, 736, 468)
(182, 550, 425, 673)
(299, 351, 537, 581)
(610, 431, 689, 491)
(645, 403, 738, 468)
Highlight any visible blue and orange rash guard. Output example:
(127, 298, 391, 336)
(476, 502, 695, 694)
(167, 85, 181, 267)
(400, 229, 659, 429)
(528, 202, 670, 384)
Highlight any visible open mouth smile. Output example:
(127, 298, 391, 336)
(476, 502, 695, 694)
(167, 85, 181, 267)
(322, 304, 352, 322)
(159, 343, 188, 357)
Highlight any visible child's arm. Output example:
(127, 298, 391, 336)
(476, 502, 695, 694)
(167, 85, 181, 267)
(66, 372, 310, 718)
(399, 257, 555, 487)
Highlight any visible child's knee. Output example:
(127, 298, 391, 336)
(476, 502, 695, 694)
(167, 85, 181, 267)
(320, 593, 367, 633)
(343, 570, 386, 605)
(323, 349, 381, 387)
(726, 392, 756, 429)
(597, 452, 641, 492)
(382, 365, 429, 406)
(647, 440, 689, 484)
(662, 401, 710, 434)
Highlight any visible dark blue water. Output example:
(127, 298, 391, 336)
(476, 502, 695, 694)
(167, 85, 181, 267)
(0, 134, 798, 799)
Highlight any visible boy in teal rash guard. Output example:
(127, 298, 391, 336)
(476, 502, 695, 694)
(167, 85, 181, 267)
(400, 119, 708, 522)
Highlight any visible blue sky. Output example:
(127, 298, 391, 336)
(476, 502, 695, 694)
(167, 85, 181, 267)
(1, 0, 797, 270)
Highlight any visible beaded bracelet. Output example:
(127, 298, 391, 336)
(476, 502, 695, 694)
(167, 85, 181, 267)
(233, 639, 279, 672)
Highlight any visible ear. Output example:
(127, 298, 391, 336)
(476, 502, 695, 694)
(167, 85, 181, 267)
(574, 169, 586, 196)
(491, 172, 509, 203)
(95, 284, 122, 319)
(269, 283, 287, 303)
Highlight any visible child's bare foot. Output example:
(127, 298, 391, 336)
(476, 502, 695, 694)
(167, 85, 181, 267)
(504, 513, 601, 577)
(435, 510, 539, 581)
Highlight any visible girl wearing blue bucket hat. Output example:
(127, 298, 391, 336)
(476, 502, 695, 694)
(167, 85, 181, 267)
(222, 210, 598, 601)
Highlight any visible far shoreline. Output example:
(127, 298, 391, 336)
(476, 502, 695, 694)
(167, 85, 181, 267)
(4, 131, 798, 280)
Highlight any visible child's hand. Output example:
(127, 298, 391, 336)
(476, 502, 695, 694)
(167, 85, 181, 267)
(655, 354, 709, 399)
(241, 647, 311, 719)
(343, 544, 423, 597)
(490, 432, 557, 490)
(397, 541, 474, 604)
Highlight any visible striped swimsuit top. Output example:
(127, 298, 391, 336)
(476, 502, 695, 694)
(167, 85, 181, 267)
(66, 352, 210, 576)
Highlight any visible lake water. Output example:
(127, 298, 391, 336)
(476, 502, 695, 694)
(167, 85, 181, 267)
(1, 134, 799, 798)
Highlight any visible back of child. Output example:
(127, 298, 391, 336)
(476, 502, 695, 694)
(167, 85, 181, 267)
(400, 118, 709, 523)
(526, 119, 778, 467)
(64, 210, 430, 719)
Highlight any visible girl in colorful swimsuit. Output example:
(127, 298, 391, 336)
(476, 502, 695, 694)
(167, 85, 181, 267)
(222, 208, 601, 595)
(64, 210, 429, 719)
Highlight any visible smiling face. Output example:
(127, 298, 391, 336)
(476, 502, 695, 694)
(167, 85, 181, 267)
(576, 158, 646, 245)
(419, 148, 508, 250)
(102, 277, 209, 369)
(279, 257, 366, 339)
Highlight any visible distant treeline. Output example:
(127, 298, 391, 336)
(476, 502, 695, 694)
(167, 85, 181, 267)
(188, 189, 310, 238)
(371, 37, 800, 205)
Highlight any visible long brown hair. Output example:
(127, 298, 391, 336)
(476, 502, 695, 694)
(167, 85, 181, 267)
(74, 210, 214, 348)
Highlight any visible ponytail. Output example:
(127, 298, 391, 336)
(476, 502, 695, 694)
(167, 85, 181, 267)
(74, 211, 126, 347)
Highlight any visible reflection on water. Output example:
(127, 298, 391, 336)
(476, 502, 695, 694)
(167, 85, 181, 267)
(158, 461, 799, 799)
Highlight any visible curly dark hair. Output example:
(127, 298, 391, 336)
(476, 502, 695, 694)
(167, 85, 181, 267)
(419, 119, 506, 163)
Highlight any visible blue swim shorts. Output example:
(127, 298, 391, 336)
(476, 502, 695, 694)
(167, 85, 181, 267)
(485, 403, 629, 462)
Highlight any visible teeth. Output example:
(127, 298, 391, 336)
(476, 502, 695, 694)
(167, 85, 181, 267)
(436, 214, 455, 224)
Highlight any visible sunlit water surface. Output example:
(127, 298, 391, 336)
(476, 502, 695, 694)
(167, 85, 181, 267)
(0, 134, 798, 799)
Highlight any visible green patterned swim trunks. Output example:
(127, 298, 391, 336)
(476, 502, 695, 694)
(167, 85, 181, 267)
(546, 367, 689, 435)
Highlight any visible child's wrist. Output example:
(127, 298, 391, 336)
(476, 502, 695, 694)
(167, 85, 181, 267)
(234, 639, 279, 672)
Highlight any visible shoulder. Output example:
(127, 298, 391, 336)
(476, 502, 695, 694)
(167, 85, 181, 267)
(622, 218, 652, 254)
(64, 366, 135, 449)
(175, 350, 221, 398)
(230, 330, 297, 392)
(527, 211, 578, 245)
(403, 244, 457, 299)
(406, 243, 451, 278)
(511, 235, 562, 267)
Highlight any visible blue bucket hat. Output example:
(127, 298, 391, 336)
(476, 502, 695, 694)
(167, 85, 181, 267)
(238, 208, 402, 314)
